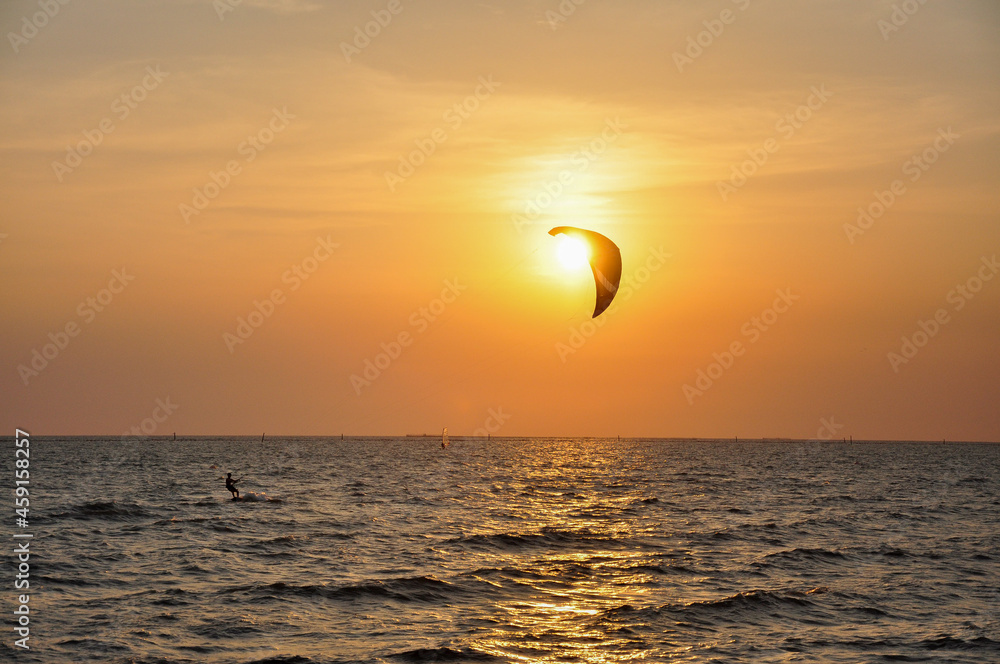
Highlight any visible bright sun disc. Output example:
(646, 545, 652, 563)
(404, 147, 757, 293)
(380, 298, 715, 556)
(557, 236, 590, 270)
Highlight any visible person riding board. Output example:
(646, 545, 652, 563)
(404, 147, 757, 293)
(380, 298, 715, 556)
(225, 472, 242, 499)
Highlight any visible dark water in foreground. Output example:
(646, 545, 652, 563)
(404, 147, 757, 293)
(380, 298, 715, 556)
(2, 437, 999, 663)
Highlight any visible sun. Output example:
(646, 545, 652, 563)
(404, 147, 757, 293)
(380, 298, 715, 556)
(556, 236, 590, 270)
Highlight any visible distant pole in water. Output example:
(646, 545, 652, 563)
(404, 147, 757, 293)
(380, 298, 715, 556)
(173, 432, 176, 441)
(261, 433, 265, 443)
(341, 433, 344, 441)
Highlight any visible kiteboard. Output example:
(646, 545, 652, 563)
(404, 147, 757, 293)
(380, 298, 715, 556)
(231, 491, 272, 502)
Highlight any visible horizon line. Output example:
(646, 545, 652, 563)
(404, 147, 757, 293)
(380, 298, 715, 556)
(5, 434, 998, 444)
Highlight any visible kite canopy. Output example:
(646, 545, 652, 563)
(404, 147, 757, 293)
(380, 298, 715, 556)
(549, 226, 622, 318)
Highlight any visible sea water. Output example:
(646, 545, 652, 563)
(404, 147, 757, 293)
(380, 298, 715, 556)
(2, 437, 998, 663)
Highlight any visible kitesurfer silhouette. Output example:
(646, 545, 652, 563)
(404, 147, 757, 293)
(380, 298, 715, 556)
(226, 472, 241, 499)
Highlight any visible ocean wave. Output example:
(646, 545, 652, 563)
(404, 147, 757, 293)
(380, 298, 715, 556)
(152, 516, 211, 526)
(103, 658, 191, 664)
(388, 647, 500, 662)
(621, 562, 696, 576)
(211, 524, 239, 532)
(229, 575, 463, 603)
(191, 619, 265, 639)
(603, 588, 823, 624)
(832, 634, 1000, 652)
(37, 574, 102, 587)
(43, 500, 152, 522)
(465, 566, 547, 585)
(151, 595, 190, 607)
(684, 589, 817, 614)
(756, 547, 849, 566)
(445, 528, 627, 551)
(919, 635, 1000, 651)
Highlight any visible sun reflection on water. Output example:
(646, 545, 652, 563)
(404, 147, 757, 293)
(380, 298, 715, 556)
(465, 443, 663, 662)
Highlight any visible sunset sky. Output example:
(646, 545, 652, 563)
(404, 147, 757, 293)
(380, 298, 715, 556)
(2, 0, 998, 440)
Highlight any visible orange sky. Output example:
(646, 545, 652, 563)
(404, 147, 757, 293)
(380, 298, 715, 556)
(2, 0, 998, 440)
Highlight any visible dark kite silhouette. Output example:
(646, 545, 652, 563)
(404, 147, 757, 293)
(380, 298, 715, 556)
(549, 226, 622, 318)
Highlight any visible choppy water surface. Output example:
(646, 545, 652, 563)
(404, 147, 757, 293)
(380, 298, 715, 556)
(3, 437, 999, 663)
